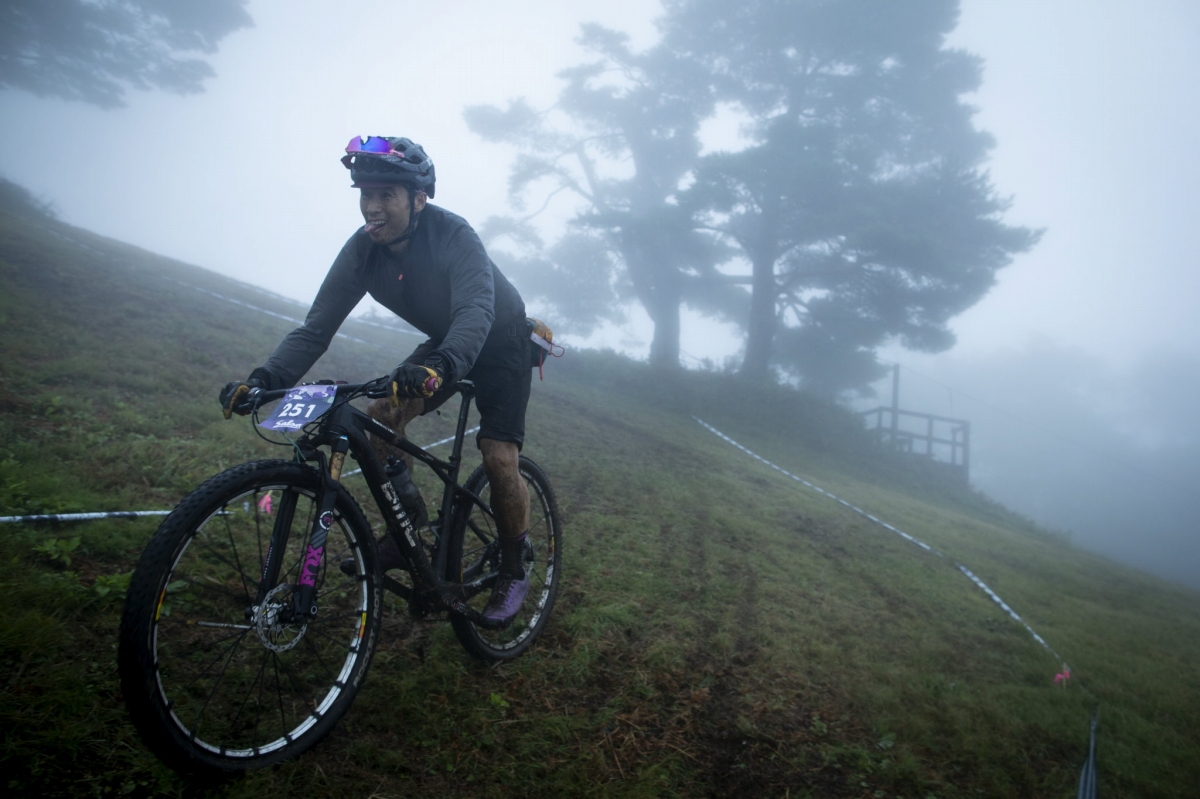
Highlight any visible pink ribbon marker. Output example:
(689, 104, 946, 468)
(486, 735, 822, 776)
(1054, 666, 1071, 685)
(258, 493, 273, 515)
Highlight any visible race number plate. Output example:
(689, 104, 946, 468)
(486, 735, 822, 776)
(258, 385, 337, 431)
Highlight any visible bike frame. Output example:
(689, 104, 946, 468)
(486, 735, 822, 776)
(250, 381, 499, 628)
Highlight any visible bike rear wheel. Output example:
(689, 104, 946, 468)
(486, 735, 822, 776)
(118, 460, 381, 777)
(447, 456, 563, 661)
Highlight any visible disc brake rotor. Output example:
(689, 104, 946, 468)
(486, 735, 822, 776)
(253, 583, 308, 652)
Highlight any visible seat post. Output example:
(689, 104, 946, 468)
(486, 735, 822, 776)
(447, 381, 476, 475)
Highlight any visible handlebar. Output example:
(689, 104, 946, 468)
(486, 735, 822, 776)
(231, 377, 475, 415)
(232, 379, 387, 415)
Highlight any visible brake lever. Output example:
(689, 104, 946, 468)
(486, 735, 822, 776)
(364, 376, 392, 399)
(236, 386, 265, 414)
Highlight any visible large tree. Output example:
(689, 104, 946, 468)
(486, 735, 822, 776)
(1, 0, 252, 108)
(466, 25, 729, 369)
(666, 0, 1040, 390)
(472, 1, 1038, 390)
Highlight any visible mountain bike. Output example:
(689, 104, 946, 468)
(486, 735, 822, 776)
(117, 378, 562, 777)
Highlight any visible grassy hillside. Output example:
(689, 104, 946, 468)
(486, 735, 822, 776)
(1, 182, 1198, 799)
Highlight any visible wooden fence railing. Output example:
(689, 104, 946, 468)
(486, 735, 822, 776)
(861, 406, 971, 478)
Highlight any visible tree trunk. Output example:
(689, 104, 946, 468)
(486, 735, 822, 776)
(623, 234, 684, 371)
(740, 250, 778, 379)
(647, 295, 682, 370)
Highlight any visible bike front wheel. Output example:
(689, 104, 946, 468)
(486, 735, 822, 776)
(446, 455, 563, 661)
(118, 460, 381, 777)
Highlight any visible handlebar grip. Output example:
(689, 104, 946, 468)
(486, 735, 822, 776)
(232, 387, 266, 414)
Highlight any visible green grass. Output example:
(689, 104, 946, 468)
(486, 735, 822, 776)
(1, 180, 1198, 798)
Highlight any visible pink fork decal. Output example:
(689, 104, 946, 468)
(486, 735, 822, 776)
(299, 545, 324, 587)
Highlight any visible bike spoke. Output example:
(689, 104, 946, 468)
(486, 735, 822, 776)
(303, 624, 356, 658)
(188, 535, 259, 600)
(300, 634, 340, 683)
(254, 648, 268, 744)
(303, 616, 357, 641)
(187, 630, 256, 741)
(225, 648, 272, 743)
(172, 627, 252, 700)
(271, 653, 289, 739)
(175, 573, 253, 608)
(274, 649, 321, 715)
(158, 623, 250, 662)
(527, 510, 549, 535)
(222, 505, 253, 603)
(306, 609, 363, 626)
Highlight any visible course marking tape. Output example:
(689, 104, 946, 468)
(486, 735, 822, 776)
(694, 416, 1067, 667)
(0, 510, 172, 524)
(38, 220, 414, 346)
(2, 431, 477, 523)
(165, 279, 383, 350)
(957, 564, 1060, 658)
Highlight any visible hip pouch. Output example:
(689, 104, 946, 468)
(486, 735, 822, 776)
(527, 317, 564, 379)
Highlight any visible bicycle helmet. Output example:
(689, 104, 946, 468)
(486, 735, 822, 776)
(342, 136, 436, 198)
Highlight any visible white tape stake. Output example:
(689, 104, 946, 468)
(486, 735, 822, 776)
(694, 416, 1067, 669)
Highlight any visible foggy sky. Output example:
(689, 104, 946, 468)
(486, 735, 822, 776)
(1, 0, 1196, 370)
(873, 1, 1200, 588)
(941, 0, 1200, 367)
(1, 0, 1197, 585)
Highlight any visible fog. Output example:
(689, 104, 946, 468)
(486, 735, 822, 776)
(1, 0, 1197, 587)
(866, 1, 1200, 588)
(869, 345, 1200, 588)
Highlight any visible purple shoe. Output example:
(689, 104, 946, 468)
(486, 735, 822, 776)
(481, 574, 531, 628)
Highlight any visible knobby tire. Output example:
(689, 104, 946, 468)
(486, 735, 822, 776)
(118, 460, 382, 777)
(446, 456, 563, 661)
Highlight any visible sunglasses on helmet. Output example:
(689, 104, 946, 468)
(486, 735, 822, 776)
(345, 136, 403, 156)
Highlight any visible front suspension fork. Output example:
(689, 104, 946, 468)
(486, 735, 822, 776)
(285, 436, 349, 620)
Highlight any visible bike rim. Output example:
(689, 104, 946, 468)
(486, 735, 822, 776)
(149, 482, 370, 759)
(461, 469, 558, 649)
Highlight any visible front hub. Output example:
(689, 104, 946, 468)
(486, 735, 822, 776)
(253, 583, 309, 652)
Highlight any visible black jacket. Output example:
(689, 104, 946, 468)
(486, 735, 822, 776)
(258, 204, 526, 387)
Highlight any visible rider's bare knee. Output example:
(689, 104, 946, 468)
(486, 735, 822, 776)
(480, 438, 519, 475)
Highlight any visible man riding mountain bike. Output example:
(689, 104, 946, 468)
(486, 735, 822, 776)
(220, 135, 539, 626)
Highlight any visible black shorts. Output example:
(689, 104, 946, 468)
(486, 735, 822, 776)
(407, 331, 532, 450)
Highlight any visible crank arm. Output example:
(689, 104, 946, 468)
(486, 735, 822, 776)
(381, 574, 412, 601)
(438, 583, 509, 630)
